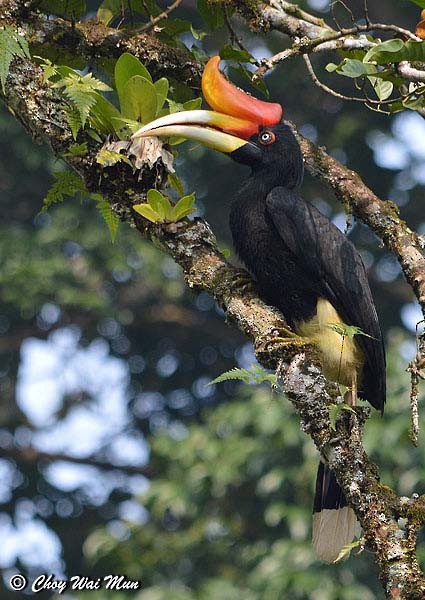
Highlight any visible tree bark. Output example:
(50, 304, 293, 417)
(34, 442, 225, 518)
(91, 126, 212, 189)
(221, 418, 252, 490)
(1, 1, 425, 597)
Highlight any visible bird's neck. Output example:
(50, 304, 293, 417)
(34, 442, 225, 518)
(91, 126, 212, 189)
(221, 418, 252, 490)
(229, 175, 277, 273)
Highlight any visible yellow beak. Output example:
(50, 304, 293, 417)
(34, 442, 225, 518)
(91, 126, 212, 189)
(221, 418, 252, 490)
(132, 109, 252, 153)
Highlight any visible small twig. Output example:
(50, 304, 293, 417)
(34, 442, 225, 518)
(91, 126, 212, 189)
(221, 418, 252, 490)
(277, 1, 325, 27)
(363, 0, 371, 27)
(139, 0, 183, 32)
(331, 0, 356, 28)
(223, 6, 260, 67)
(302, 54, 423, 110)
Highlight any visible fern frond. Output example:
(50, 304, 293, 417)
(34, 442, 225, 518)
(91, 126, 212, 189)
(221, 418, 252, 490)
(207, 368, 253, 386)
(64, 106, 83, 140)
(0, 26, 30, 93)
(94, 198, 120, 242)
(40, 170, 86, 212)
(207, 364, 280, 390)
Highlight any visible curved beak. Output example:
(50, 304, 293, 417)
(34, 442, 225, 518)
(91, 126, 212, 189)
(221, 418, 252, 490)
(132, 109, 253, 154)
(132, 56, 282, 155)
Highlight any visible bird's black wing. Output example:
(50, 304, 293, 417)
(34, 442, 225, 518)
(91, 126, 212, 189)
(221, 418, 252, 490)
(266, 187, 385, 411)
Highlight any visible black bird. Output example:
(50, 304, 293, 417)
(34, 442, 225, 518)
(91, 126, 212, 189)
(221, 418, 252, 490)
(133, 56, 386, 562)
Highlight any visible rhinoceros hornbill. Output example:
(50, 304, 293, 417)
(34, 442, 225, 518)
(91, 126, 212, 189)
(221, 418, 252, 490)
(133, 56, 386, 562)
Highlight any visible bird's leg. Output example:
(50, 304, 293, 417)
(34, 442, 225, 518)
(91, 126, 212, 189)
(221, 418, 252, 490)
(344, 372, 358, 407)
(229, 268, 256, 294)
(256, 327, 314, 362)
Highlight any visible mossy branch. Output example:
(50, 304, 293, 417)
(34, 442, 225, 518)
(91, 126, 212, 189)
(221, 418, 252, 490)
(0, 4, 425, 598)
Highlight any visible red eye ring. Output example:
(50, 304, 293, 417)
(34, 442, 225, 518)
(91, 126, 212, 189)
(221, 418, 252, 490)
(258, 130, 276, 145)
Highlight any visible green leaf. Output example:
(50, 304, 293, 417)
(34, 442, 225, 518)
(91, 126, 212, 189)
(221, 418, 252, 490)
(219, 44, 254, 64)
(147, 189, 171, 220)
(339, 59, 377, 78)
(325, 62, 339, 73)
(409, 0, 425, 7)
(190, 25, 207, 40)
(96, 148, 133, 167)
(154, 78, 169, 114)
(333, 539, 361, 563)
(207, 364, 278, 388)
(167, 173, 185, 196)
(115, 53, 152, 108)
(325, 322, 375, 339)
(120, 75, 158, 123)
(207, 368, 254, 386)
(159, 18, 192, 36)
(89, 93, 122, 136)
(230, 65, 270, 98)
(40, 170, 86, 212)
(54, 72, 112, 127)
(132, 0, 162, 16)
(97, 0, 122, 25)
(94, 198, 120, 242)
(171, 193, 196, 221)
(64, 106, 82, 140)
(183, 98, 203, 110)
(0, 27, 30, 94)
(329, 403, 356, 431)
(133, 203, 163, 223)
(197, 0, 224, 30)
(39, 0, 86, 19)
(364, 39, 425, 65)
(64, 142, 88, 157)
(368, 76, 394, 101)
(87, 128, 103, 143)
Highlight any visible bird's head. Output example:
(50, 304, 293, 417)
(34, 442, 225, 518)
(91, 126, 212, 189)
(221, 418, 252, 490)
(132, 56, 303, 189)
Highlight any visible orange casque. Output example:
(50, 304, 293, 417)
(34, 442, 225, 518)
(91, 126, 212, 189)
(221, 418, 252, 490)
(201, 56, 283, 139)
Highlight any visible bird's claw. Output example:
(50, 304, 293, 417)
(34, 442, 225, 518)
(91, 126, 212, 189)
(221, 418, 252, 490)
(230, 269, 256, 294)
(256, 327, 312, 365)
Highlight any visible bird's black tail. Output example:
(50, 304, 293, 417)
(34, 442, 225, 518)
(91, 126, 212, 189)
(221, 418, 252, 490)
(312, 462, 360, 562)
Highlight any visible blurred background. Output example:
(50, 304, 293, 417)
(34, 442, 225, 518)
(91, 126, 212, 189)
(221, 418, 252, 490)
(0, 0, 424, 598)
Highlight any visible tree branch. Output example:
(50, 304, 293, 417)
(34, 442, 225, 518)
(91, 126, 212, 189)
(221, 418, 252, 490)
(1, 8, 425, 598)
(1, 445, 154, 477)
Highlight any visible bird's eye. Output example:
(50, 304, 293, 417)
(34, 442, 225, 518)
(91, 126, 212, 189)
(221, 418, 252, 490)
(258, 130, 275, 145)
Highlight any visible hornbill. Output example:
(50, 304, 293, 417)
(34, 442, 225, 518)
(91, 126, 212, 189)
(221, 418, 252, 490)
(133, 56, 386, 562)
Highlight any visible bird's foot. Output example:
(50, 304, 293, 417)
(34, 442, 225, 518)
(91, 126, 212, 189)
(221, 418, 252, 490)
(229, 268, 256, 295)
(256, 327, 313, 366)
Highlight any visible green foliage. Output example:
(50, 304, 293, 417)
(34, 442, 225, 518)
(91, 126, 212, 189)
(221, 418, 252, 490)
(96, 148, 133, 167)
(364, 39, 425, 65)
(41, 170, 119, 241)
(326, 59, 376, 79)
(96, 0, 123, 25)
(114, 53, 172, 134)
(0, 26, 30, 94)
(64, 142, 88, 157)
(52, 71, 112, 133)
(38, 53, 189, 141)
(197, 0, 224, 30)
(409, 0, 425, 7)
(326, 40, 425, 109)
(39, 0, 86, 19)
(92, 195, 120, 243)
(208, 363, 279, 389)
(133, 189, 196, 223)
(325, 322, 375, 340)
(230, 64, 270, 98)
(329, 403, 356, 431)
(333, 540, 361, 563)
(40, 170, 86, 212)
(80, 389, 387, 599)
(219, 44, 255, 64)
